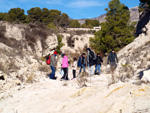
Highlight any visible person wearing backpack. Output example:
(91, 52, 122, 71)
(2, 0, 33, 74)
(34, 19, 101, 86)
(61, 54, 69, 80)
(94, 53, 103, 75)
(78, 53, 86, 74)
(86, 48, 96, 76)
(49, 53, 57, 80)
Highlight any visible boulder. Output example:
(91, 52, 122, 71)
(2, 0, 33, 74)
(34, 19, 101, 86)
(141, 70, 150, 83)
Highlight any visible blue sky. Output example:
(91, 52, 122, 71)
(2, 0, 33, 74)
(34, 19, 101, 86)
(0, 0, 140, 19)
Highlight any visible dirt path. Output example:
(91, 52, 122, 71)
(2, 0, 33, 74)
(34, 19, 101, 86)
(0, 74, 150, 113)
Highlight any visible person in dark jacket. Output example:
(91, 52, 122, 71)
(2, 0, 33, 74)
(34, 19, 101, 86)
(86, 48, 96, 76)
(78, 53, 86, 74)
(94, 53, 103, 75)
(107, 49, 118, 71)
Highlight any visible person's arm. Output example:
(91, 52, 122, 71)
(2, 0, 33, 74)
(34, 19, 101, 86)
(54, 56, 57, 67)
(115, 53, 118, 63)
(107, 54, 110, 64)
(100, 57, 103, 63)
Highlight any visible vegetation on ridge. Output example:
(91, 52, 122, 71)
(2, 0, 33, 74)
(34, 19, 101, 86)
(90, 0, 135, 53)
(0, 7, 100, 28)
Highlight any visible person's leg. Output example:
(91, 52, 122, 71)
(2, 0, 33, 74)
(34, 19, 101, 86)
(89, 66, 92, 76)
(79, 65, 83, 74)
(83, 65, 86, 72)
(74, 70, 76, 78)
(65, 68, 69, 80)
(73, 70, 76, 78)
(95, 65, 98, 74)
(50, 66, 55, 79)
(61, 68, 65, 79)
(115, 63, 117, 69)
(97, 64, 101, 74)
(91, 66, 94, 75)
(89, 66, 94, 76)
(110, 62, 116, 73)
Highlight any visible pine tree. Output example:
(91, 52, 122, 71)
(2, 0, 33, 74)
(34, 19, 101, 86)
(90, 0, 135, 53)
(139, 0, 150, 12)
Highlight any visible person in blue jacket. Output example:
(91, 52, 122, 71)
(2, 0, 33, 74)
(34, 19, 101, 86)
(78, 53, 86, 74)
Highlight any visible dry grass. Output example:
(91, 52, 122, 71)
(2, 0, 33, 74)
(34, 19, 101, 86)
(0, 23, 6, 39)
(66, 35, 75, 47)
(62, 82, 68, 86)
(38, 65, 50, 72)
(26, 73, 35, 83)
(77, 72, 89, 88)
(0, 63, 6, 73)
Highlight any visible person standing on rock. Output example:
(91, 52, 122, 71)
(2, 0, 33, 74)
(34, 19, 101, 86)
(61, 54, 69, 80)
(94, 53, 103, 75)
(78, 53, 86, 74)
(107, 49, 118, 72)
(49, 53, 57, 80)
(86, 48, 96, 76)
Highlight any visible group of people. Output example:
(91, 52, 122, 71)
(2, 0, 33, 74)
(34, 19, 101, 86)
(47, 48, 118, 80)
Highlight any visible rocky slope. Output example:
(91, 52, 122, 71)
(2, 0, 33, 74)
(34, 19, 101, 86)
(0, 22, 94, 100)
(0, 18, 150, 113)
(112, 20, 150, 84)
(78, 6, 139, 24)
(0, 73, 150, 113)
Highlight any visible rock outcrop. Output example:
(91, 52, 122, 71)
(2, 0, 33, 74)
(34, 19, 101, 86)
(112, 20, 150, 84)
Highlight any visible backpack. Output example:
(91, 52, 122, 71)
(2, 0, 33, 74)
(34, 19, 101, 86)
(46, 56, 51, 65)
(89, 51, 96, 60)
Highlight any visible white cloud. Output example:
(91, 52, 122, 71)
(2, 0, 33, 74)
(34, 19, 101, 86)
(44, 0, 62, 5)
(18, 0, 62, 5)
(67, 0, 105, 8)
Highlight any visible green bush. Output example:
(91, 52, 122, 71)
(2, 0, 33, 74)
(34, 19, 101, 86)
(90, 0, 135, 53)
(56, 34, 64, 54)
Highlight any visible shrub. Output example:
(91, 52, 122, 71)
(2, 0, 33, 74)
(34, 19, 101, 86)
(26, 73, 35, 83)
(38, 65, 50, 72)
(77, 72, 89, 87)
(24, 24, 51, 51)
(66, 35, 74, 47)
(56, 34, 64, 54)
(0, 23, 6, 39)
(47, 23, 57, 31)
(0, 63, 6, 73)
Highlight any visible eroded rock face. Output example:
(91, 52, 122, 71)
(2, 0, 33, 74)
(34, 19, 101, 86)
(112, 21, 150, 83)
(0, 22, 94, 96)
(60, 33, 94, 53)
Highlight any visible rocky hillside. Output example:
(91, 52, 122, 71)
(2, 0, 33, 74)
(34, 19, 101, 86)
(0, 20, 150, 112)
(111, 20, 150, 84)
(78, 6, 139, 24)
(0, 22, 94, 100)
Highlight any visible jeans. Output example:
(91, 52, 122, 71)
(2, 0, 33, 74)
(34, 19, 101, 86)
(49, 66, 56, 79)
(73, 70, 76, 78)
(79, 64, 86, 73)
(95, 64, 101, 74)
